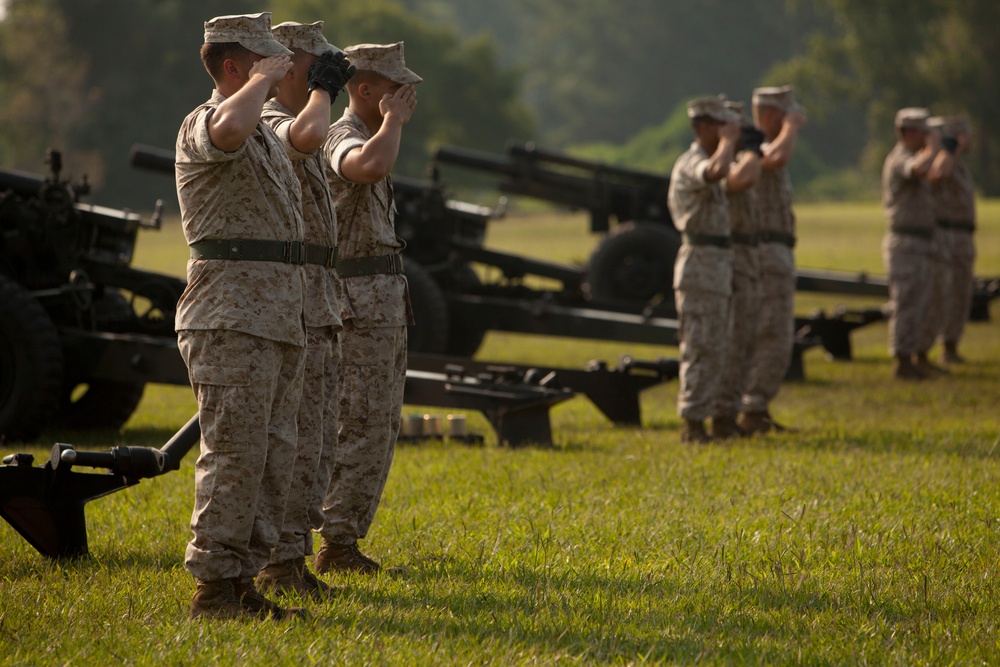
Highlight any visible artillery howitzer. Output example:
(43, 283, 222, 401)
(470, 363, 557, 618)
(0, 151, 188, 442)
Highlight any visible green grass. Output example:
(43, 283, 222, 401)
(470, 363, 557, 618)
(2, 201, 999, 665)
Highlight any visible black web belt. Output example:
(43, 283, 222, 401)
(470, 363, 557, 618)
(190, 239, 338, 267)
(336, 253, 405, 278)
(732, 233, 759, 246)
(682, 233, 731, 248)
(936, 219, 975, 233)
(759, 231, 797, 248)
(890, 226, 933, 239)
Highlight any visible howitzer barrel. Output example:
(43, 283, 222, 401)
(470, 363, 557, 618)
(507, 142, 669, 187)
(129, 144, 176, 175)
(434, 145, 520, 177)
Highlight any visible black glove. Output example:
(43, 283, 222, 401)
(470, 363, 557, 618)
(942, 136, 959, 154)
(307, 50, 356, 102)
(739, 126, 765, 157)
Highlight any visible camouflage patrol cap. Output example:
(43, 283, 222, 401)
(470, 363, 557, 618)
(724, 99, 752, 126)
(895, 107, 930, 130)
(945, 115, 972, 136)
(752, 84, 804, 114)
(204, 12, 292, 57)
(687, 96, 741, 123)
(344, 42, 422, 85)
(272, 20, 343, 57)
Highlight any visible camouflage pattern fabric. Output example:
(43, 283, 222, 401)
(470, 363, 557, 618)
(716, 185, 761, 418)
(882, 234, 932, 355)
(882, 143, 935, 233)
(320, 321, 407, 542)
(262, 100, 343, 331)
(742, 243, 794, 412)
(916, 227, 950, 353)
(934, 160, 977, 344)
(179, 329, 305, 581)
(319, 107, 412, 545)
(668, 143, 733, 420)
(323, 108, 413, 328)
(942, 228, 976, 343)
(271, 326, 340, 562)
(881, 142, 935, 356)
(175, 91, 306, 347)
(259, 101, 344, 564)
(741, 165, 795, 414)
(175, 91, 308, 582)
(675, 290, 731, 420)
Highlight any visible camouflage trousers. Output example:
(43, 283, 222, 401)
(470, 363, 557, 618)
(268, 326, 340, 563)
(715, 267, 761, 418)
(178, 328, 305, 582)
(883, 233, 931, 356)
(917, 229, 951, 353)
(676, 288, 730, 421)
(320, 321, 407, 544)
(742, 244, 795, 414)
(941, 229, 976, 344)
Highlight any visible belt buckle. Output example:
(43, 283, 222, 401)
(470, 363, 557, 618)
(390, 254, 403, 274)
(328, 246, 339, 269)
(284, 241, 305, 265)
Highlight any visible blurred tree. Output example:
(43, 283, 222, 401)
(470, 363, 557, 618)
(269, 0, 535, 179)
(774, 0, 1000, 194)
(0, 0, 100, 178)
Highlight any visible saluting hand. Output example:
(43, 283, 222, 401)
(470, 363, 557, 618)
(380, 85, 418, 125)
(249, 55, 293, 86)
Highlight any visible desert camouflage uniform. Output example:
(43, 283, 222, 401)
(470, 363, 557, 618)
(261, 100, 343, 563)
(175, 90, 307, 582)
(934, 160, 977, 345)
(321, 107, 413, 545)
(916, 188, 952, 355)
(716, 179, 761, 418)
(668, 142, 733, 421)
(881, 142, 935, 356)
(741, 163, 795, 414)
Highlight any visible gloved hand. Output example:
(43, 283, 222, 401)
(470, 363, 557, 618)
(307, 50, 356, 101)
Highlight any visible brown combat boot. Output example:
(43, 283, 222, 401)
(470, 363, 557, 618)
(315, 539, 381, 575)
(942, 341, 966, 365)
(736, 411, 771, 435)
(679, 418, 711, 444)
(914, 352, 949, 376)
(710, 415, 744, 440)
(189, 577, 306, 620)
(894, 353, 927, 381)
(256, 556, 345, 600)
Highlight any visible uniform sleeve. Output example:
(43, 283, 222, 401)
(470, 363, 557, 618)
(262, 110, 315, 162)
(323, 124, 366, 179)
(177, 106, 246, 164)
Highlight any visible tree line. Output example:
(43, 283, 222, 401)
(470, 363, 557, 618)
(1, 0, 997, 208)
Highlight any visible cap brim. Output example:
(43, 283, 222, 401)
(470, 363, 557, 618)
(241, 37, 293, 57)
(394, 68, 422, 85)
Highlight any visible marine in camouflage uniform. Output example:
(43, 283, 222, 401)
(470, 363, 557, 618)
(255, 21, 353, 599)
(738, 85, 806, 435)
(175, 13, 306, 620)
(929, 117, 977, 365)
(880, 107, 941, 380)
(913, 116, 954, 376)
(667, 96, 742, 444)
(316, 43, 419, 573)
(713, 101, 762, 439)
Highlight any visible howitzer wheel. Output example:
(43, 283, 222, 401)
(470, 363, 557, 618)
(584, 222, 679, 312)
(442, 265, 488, 357)
(404, 259, 450, 354)
(0, 275, 64, 443)
(56, 379, 145, 431)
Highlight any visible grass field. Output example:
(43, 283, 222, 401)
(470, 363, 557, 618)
(1, 200, 998, 665)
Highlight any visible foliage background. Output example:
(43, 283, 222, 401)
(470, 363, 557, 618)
(1, 0, 998, 207)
